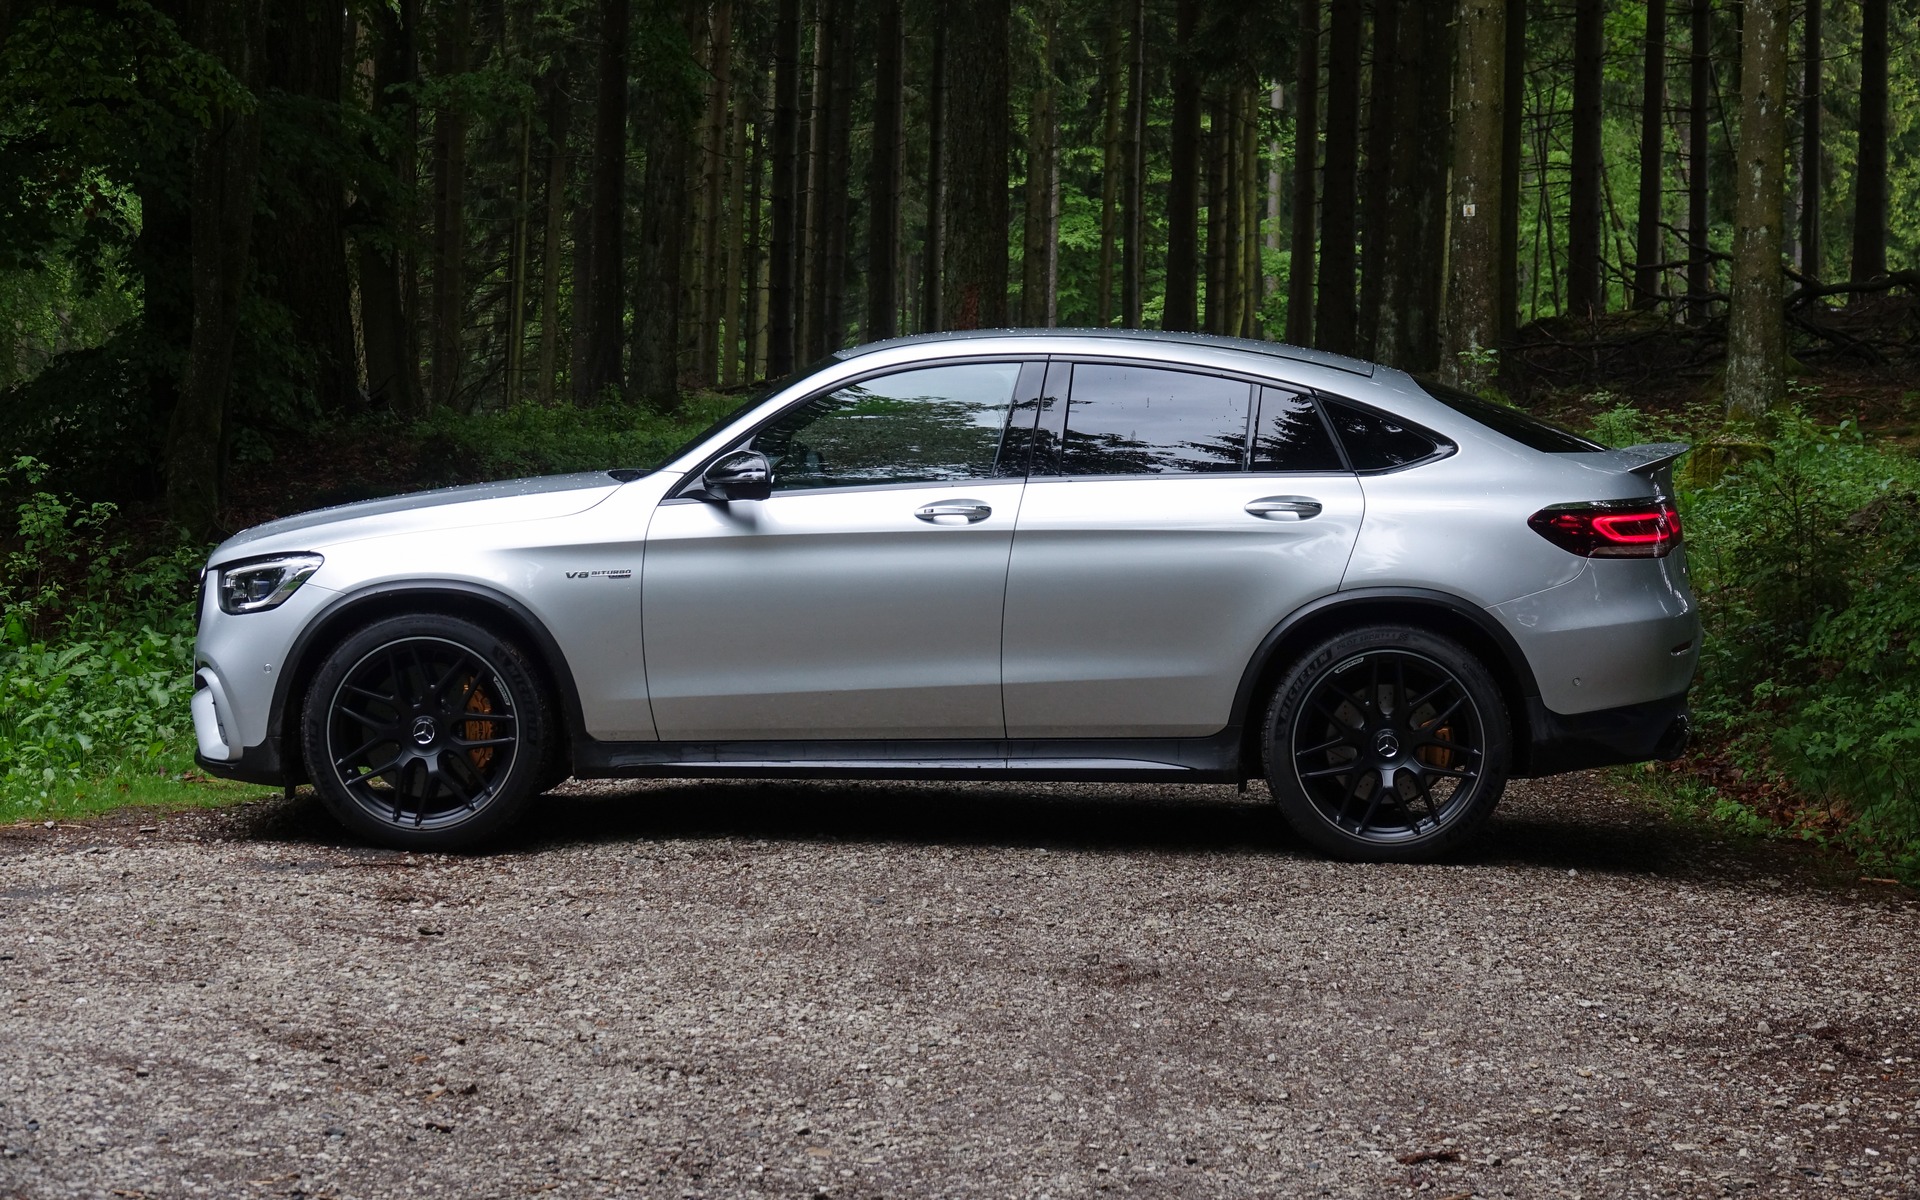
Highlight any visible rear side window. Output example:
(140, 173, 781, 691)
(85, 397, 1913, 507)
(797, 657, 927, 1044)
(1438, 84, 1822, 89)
(1252, 387, 1344, 472)
(1415, 376, 1604, 452)
(1322, 398, 1448, 472)
(1056, 363, 1251, 475)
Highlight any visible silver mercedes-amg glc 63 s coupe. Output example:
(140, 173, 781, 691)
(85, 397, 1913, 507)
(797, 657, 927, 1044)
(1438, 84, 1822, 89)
(191, 330, 1697, 860)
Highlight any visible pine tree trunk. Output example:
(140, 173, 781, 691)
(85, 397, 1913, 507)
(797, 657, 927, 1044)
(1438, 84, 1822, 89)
(942, 0, 1010, 329)
(575, 0, 627, 403)
(747, 79, 769, 378)
(1633, 0, 1667, 308)
(536, 68, 569, 406)
(1686, 0, 1711, 322)
(801, 6, 832, 356)
(1442, 0, 1505, 392)
(632, 0, 702, 411)
(1315, 0, 1361, 354)
(1724, 0, 1788, 419)
(167, 0, 263, 536)
(817, 0, 854, 351)
(1020, 1, 1058, 327)
(699, 1, 733, 385)
(1850, 0, 1887, 282)
(1242, 85, 1261, 336)
(1567, 0, 1603, 318)
(769, 0, 801, 375)
(723, 56, 749, 385)
(1095, 11, 1124, 326)
(1120, 0, 1146, 329)
(1799, 0, 1819, 281)
(920, 10, 947, 331)
(1205, 95, 1228, 333)
(1359, 0, 1399, 357)
(1286, 0, 1318, 345)
(1163, 0, 1202, 333)
(866, 0, 903, 340)
(360, 0, 424, 416)
(1497, 0, 1525, 340)
(1266, 84, 1283, 301)
(1376, 0, 1450, 370)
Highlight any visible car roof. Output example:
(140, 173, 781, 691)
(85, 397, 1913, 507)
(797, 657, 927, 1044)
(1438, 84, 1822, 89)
(835, 328, 1377, 378)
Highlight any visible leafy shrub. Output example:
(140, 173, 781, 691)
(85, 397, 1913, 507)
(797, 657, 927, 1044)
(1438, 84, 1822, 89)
(413, 392, 747, 484)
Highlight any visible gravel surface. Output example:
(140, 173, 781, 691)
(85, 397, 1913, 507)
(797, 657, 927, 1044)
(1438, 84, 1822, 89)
(2, 772, 1917, 1199)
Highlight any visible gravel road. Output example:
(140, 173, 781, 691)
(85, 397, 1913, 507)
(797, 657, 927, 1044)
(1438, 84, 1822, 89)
(3, 772, 1917, 1199)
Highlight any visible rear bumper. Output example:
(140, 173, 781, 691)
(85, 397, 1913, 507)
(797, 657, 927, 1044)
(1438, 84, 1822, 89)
(1519, 691, 1689, 777)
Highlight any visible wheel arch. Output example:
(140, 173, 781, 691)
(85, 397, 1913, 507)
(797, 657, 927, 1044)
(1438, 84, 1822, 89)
(1231, 588, 1543, 779)
(270, 582, 584, 783)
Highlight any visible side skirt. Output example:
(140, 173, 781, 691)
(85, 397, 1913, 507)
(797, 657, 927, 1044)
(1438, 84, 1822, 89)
(571, 731, 1245, 784)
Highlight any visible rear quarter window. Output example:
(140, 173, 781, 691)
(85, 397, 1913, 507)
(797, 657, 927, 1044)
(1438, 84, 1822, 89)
(1321, 398, 1451, 472)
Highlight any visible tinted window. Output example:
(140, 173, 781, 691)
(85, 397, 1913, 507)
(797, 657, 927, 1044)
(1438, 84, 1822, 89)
(1058, 364, 1251, 475)
(1252, 387, 1345, 472)
(1323, 398, 1447, 471)
(749, 363, 1020, 491)
(1415, 376, 1604, 452)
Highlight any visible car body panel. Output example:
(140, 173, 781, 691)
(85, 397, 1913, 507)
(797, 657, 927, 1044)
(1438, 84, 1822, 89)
(1002, 473, 1365, 737)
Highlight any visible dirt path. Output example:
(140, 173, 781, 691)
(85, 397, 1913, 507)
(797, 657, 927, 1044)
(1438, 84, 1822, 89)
(3, 774, 1917, 1199)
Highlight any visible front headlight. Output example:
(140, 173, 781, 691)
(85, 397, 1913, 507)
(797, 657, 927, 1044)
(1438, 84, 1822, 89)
(216, 554, 324, 615)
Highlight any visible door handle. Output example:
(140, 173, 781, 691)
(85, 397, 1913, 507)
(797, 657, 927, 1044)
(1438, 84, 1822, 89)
(1245, 496, 1323, 521)
(915, 500, 993, 524)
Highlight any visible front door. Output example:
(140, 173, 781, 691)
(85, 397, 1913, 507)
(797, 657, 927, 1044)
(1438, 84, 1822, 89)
(642, 361, 1036, 742)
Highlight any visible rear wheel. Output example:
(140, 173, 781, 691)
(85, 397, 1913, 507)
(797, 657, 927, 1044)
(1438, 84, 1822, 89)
(1264, 624, 1510, 862)
(300, 614, 554, 851)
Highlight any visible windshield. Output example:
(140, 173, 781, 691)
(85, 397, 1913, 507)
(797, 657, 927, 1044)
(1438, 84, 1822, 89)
(648, 355, 847, 470)
(1414, 377, 1605, 453)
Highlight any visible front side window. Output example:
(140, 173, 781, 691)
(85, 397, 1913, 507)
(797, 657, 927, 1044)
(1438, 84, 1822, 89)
(1056, 363, 1252, 475)
(747, 362, 1021, 492)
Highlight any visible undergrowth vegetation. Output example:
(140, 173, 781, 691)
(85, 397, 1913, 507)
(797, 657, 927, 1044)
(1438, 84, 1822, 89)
(1593, 398, 1920, 881)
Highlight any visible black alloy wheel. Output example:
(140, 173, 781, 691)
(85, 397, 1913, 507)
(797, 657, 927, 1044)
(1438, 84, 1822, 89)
(302, 615, 553, 850)
(1265, 625, 1510, 861)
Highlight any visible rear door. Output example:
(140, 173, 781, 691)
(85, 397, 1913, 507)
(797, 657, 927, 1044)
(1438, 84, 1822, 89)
(1001, 362, 1365, 738)
(642, 361, 1038, 742)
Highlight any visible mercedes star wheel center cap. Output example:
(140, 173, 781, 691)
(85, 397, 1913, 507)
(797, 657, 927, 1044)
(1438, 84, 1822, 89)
(412, 716, 438, 746)
(1374, 731, 1401, 759)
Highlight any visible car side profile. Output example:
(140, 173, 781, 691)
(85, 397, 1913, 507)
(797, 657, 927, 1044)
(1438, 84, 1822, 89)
(191, 330, 1697, 860)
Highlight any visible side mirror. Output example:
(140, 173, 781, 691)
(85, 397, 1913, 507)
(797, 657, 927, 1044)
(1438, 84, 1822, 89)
(703, 450, 773, 502)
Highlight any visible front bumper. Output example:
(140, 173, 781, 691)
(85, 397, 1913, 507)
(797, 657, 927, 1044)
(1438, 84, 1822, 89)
(195, 737, 294, 786)
(1519, 691, 1690, 777)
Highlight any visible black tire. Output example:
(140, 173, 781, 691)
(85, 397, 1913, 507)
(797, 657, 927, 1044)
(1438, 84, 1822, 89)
(300, 614, 556, 851)
(1263, 624, 1510, 862)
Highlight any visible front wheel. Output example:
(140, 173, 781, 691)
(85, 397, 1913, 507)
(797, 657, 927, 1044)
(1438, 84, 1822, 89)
(1264, 624, 1510, 862)
(300, 614, 555, 851)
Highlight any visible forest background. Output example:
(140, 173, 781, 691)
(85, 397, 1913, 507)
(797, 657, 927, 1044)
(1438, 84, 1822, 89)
(2, 0, 1918, 878)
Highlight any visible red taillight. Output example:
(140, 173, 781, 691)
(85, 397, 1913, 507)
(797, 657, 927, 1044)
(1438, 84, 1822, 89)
(1529, 501, 1682, 558)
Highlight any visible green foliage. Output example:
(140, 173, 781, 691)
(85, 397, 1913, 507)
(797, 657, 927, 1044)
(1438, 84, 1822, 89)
(1677, 411, 1920, 880)
(412, 392, 747, 483)
(0, 457, 203, 814)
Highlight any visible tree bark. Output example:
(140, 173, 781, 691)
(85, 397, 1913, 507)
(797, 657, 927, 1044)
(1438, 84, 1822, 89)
(1360, 0, 1400, 356)
(698, 1, 733, 385)
(1020, 0, 1058, 327)
(942, 0, 1010, 329)
(723, 50, 750, 384)
(1566, 0, 1603, 317)
(1849, 0, 1887, 282)
(1376, 0, 1450, 371)
(1633, 0, 1667, 308)
(1163, 0, 1202, 333)
(920, 8, 947, 332)
(167, 0, 263, 536)
(536, 68, 570, 406)
(633, 0, 703, 411)
(1798, 0, 1819, 281)
(865, 0, 903, 341)
(1315, 0, 1361, 353)
(575, 0, 627, 402)
(816, 0, 854, 352)
(1686, 0, 1711, 322)
(768, 0, 800, 373)
(1442, 0, 1504, 392)
(1497, 0, 1525, 341)
(1096, 11, 1125, 326)
(1119, 0, 1146, 329)
(1724, 0, 1788, 419)
(1205, 93, 1229, 333)
(1286, 0, 1318, 345)
(359, 0, 424, 416)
